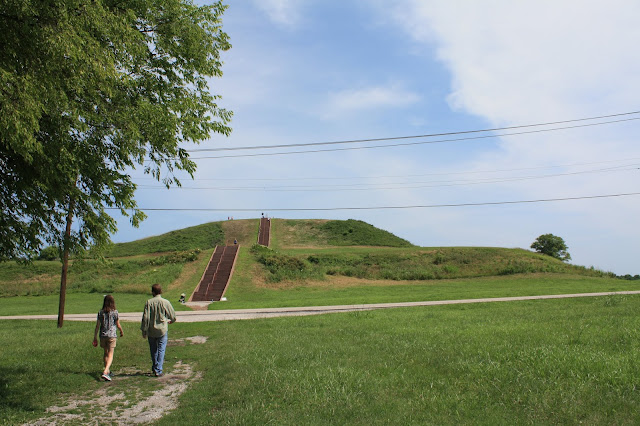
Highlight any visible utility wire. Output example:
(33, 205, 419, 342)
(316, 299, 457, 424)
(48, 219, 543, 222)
(131, 157, 640, 182)
(121, 192, 640, 212)
(188, 110, 640, 153)
(187, 117, 640, 160)
(135, 164, 638, 192)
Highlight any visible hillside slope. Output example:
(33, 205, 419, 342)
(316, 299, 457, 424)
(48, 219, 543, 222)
(107, 221, 226, 257)
(107, 218, 412, 256)
(271, 219, 412, 249)
(248, 245, 612, 284)
(0, 218, 617, 301)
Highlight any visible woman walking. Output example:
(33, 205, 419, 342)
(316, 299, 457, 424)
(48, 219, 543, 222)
(93, 295, 124, 381)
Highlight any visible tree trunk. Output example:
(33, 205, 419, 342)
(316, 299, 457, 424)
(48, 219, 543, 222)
(57, 200, 75, 328)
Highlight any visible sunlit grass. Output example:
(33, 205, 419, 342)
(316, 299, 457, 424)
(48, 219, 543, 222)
(106, 221, 224, 257)
(162, 294, 640, 424)
(4, 294, 640, 424)
(251, 245, 613, 283)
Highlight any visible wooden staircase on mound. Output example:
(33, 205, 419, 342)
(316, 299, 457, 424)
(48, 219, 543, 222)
(258, 217, 271, 247)
(189, 244, 239, 302)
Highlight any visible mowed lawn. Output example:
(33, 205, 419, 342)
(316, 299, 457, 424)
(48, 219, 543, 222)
(2, 294, 640, 425)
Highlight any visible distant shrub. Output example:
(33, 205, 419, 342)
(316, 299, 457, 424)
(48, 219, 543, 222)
(442, 265, 459, 274)
(38, 246, 59, 261)
(147, 249, 201, 266)
(433, 252, 446, 265)
(498, 260, 538, 276)
(250, 244, 316, 282)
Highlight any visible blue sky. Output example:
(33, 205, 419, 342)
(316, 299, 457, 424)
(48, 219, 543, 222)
(115, 0, 640, 275)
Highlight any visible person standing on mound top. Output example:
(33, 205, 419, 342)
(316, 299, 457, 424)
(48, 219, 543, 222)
(141, 284, 176, 377)
(93, 295, 124, 381)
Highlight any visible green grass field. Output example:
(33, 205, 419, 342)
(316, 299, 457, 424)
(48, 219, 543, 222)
(2, 294, 640, 424)
(1, 218, 639, 424)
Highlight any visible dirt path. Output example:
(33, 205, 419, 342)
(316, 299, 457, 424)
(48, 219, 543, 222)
(24, 355, 205, 425)
(3, 290, 640, 323)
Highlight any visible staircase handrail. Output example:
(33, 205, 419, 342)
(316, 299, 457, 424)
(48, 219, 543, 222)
(210, 245, 227, 291)
(218, 245, 240, 300)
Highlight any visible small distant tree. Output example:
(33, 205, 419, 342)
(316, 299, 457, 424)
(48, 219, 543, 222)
(38, 246, 59, 261)
(531, 234, 571, 261)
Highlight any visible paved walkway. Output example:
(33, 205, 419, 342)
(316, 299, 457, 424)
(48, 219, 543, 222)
(2, 291, 640, 323)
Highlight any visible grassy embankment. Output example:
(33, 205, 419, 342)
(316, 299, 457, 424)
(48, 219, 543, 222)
(220, 218, 629, 309)
(0, 218, 633, 315)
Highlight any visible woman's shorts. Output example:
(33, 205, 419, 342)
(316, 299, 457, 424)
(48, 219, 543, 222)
(100, 337, 117, 349)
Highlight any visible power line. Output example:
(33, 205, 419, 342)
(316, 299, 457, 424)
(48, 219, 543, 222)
(131, 157, 640, 182)
(135, 164, 638, 192)
(186, 117, 640, 160)
(188, 110, 640, 153)
(121, 192, 640, 212)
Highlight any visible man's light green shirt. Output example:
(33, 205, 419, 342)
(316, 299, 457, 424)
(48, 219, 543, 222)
(141, 295, 176, 338)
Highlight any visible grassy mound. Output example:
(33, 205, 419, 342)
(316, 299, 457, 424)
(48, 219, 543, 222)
(107, 222, 225, 257)
(108, 218, 410, 257)
(0, 218, 620, 304)
(272, 219, 412, 248)
(320, 219, 412, 247)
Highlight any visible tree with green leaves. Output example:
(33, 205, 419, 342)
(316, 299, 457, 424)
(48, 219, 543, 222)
(1, 0, 232, 326)
(530, 234, 571, 262)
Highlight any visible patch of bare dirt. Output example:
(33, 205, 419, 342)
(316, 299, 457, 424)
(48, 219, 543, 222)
(11, 274, 56, 285)
(251, 274, 411, 290)
(304, 275, 417, 288)
(185, 302, 210, 311)
(110, 252, 173, 260)
(24, 361, 201, 426)
(168, 336, 208, 346)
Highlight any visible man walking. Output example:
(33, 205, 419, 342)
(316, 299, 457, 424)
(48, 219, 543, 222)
(141, 284, 176, 377)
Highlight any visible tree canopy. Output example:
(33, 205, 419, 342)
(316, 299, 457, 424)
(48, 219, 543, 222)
(0, 0, 232, 260)
(530, 234, 571, 262)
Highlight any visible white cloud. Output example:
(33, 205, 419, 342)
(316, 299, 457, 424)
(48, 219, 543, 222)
(324, 85, 421, 118)
(253, 0, 302, 29)
(390, 0, 640, 124)
(374, 0, 640, 273)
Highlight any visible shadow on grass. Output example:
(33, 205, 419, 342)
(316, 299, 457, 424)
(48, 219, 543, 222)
(0, 366, 39, 413)
(116, 372, 155, 378)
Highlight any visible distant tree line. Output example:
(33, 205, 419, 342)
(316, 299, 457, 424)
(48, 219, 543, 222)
(617, 274, 640, 281)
